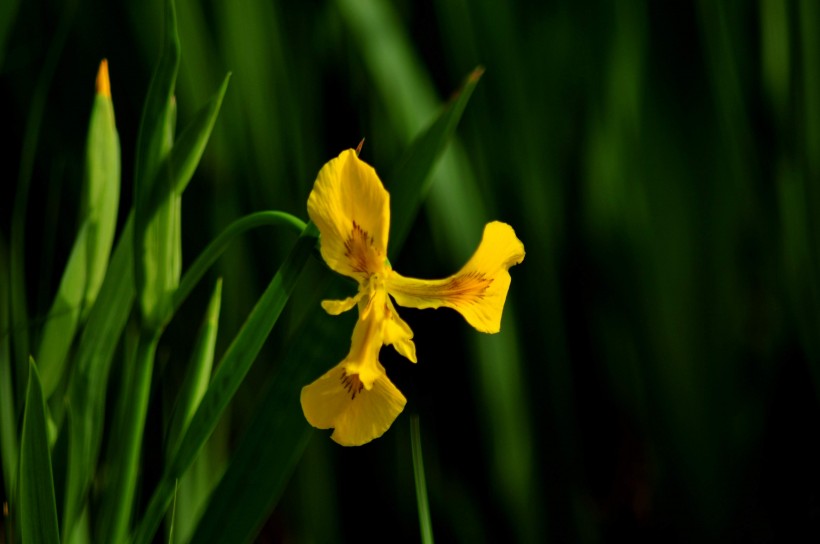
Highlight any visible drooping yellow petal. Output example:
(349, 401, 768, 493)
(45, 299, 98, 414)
(307, 149, 391, 281)
(383, 296, 417, 363)
(300, 360, 407, 446)
(330, 371, 405, 446)
(386, 221, 525, 333)
(301, 363, 357, 430)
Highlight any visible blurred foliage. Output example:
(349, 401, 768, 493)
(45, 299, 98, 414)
(2, 0, 820, 542)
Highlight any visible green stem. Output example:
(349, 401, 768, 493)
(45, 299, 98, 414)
(131, 223, 317, 544)
(172, 211, 306, 312)
(411, 415, 434, 544)
(98, 331, 159, 544)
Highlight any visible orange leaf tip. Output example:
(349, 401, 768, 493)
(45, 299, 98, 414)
(96, 59, 111, 98)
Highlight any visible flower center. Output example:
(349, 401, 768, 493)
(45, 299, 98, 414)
(340, 370, 364, 400)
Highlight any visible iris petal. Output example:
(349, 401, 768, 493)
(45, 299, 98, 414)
(387, 221, 525, 333)
(321, 293, 363, 315)
(300, 362, 406, 446)
(383, 297, 417, 363)
(307, 149, 390, 281)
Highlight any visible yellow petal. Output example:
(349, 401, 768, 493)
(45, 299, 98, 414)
(300, 362, 406, 446)
(387, 221, 525, 333)
(343, 293, 387, 387)
(383, 297, 417, 363)
(321, 292, 363, 315)
(307, 149, 390, 281)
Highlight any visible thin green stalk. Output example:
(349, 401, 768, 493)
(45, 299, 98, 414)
(411, 415, 434, 544)
(0, 237, 17, 500)
(97, 331, 160, 544)
(10, 2, 75, 407)
(131, 223, 316, 544)
(172, 211, 306, 312)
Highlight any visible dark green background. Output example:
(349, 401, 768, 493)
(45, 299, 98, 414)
(2, 0, 817, 542)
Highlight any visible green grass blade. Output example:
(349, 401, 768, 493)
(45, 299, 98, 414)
(166, 278, 222, 461)
(19, 359, 60, 544)
(37, 62, 124, 399)
(169, 73, 230, 196)
(142, 72, 231, 223)
(187, 272, 343, 544)
(165, 279, 222, 543)
(81, 60, 122, 317)
(411, 416, 434, 544)
(131, 224, 318, 544)
(38, 63, 122, 395)
(133, 0, 181, 331)
(188, 89, 480, 540)
(173, 212, 305, 312)
(164, 279, 221, 543)
(0, 236, 18, 500)
(62, 216, 135, 543)
(96, 330, 159, 544)
(37, 223, 89, 397)
(9, 3, 74, 412)
(0, 0, 21, 68)
(387, 67, 483, 255)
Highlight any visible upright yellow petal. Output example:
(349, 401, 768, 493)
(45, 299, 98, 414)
(307, 149, 391, 281)
(387, 221, 525, 333)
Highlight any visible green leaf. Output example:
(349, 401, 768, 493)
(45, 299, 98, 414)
(0, 235, 18, 500)
(411, 416, 434, 544)
(166, 279, 222, 461)
(164, 279, 222, 543)
(61, 70, 232, 544)
(81, 61, 122, 316)
(9, 5, 74, 408)
(38, 63, 124, 398)
(173, 211, 306, 312)
(62, 216, 135, 543)
(133, 0, 181, 331)
(131, 224, 318, 544)
(37, 222, 89, 398)
(387, 66, 483, 255)
(187, 274, 343, 544)
(188, 73, 481, 542)
(19, 359, 60, 544)
(146, 72, 232, 214)
(95, 328, 158, 544)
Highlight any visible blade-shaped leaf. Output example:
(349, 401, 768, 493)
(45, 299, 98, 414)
(387, 66, 483, 255)
(164, 279, 222, 543)
(19, 359, 60, 544)
(131, 224, 318, 544)
(0, 235, 18, 500)
(37, 221, 89, 398)
(81, 59, 121, 316)
(62, 216, 135, 543)
(94, 329, 158, 544)
(166, 278, 222, 461)
(133, 0, 181, 330)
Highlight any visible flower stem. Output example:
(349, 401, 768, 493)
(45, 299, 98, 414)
(173, 211, 307, 312)
(411, 415, 434, 544)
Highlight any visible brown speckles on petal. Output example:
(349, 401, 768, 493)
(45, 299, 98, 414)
(344, 220, 381, 275)
(341, 370, 365, 400)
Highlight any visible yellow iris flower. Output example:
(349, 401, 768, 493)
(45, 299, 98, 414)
(300, 149, 525, 446)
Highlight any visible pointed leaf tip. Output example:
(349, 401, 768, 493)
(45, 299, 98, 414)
(96, 59, 111, 98)
(469, 66, 485, 83)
